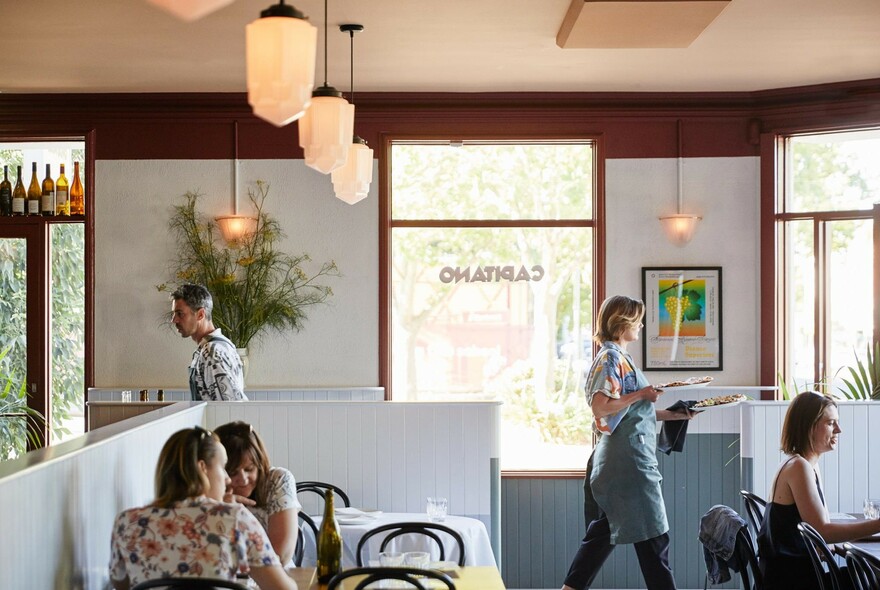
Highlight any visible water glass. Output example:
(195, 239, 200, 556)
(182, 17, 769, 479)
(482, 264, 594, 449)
(379, 551, 404, 567)
(120, 390, 131, 403)
(404, 551, 430, 570)
(426, 496, 448, 522)
(864, 499, 880, 520)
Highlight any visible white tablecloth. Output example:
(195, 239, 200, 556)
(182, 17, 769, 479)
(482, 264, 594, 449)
(301, 512, 496, 568)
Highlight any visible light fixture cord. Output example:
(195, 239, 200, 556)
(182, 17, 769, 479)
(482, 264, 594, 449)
(348, 28, 355, 105)
(233, 120, 240, 215)
(322, 0, 328, 87)
(676, 118, 683, 215)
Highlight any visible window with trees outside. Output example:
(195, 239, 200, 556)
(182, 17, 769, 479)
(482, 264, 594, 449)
(389, 141, 598, 471)
(776, 129, 880, 395)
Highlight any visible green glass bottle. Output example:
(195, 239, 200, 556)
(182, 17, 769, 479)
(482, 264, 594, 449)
(316, 490, 342, 584)
(0, 166, 12, 216)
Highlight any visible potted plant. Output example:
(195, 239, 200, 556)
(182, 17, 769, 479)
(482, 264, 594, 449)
(158, 181, 339, 373)
(0, 345, 44, 460)
(838, 342, 880, 400)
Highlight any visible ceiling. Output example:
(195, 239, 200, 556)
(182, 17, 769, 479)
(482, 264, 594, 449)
(3, 0, 880, 95)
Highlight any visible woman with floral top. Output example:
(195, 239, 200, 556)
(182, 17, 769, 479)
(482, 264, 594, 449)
(562, 295, 694, 590)
(109, 427, 295, 590)
(215, 421, 302, 567)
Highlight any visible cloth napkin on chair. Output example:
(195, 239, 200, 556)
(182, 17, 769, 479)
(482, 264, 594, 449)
(658, 400, 698, 454)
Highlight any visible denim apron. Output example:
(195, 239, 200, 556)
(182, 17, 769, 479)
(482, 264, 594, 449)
(584, 353, 669, 545)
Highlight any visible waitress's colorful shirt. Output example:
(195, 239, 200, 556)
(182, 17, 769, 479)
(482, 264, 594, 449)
(109, 496, 279, 586)
(586, 341, 640, 435)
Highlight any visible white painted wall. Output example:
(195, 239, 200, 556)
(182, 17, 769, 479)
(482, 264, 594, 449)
(606, 157, 761, 385)
(95, 155, 760, 388)
(95, 159, 379, 388)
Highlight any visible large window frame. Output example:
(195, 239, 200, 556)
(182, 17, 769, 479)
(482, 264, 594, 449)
(379, 135, 605, 475)
(769, 129, 880, 394)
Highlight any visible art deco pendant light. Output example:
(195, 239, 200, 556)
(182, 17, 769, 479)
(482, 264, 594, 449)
(246, 0, 317, 127)
(331, 24, 374, 205)
(659, 120, 701, 245)
(298, 0, 355, 174)
(145, 0, 234, 22)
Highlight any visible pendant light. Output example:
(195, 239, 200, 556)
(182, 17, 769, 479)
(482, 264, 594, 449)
(332, 24, 373, 205)
(216, 121, 258, 243)
(246, 0, 317, 127)
(659, 119, 701, 245)
(145, 0, 234, 21)
(298, 0, 355, 174)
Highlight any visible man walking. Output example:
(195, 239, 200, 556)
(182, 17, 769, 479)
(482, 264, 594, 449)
(171, 284, 247, 401)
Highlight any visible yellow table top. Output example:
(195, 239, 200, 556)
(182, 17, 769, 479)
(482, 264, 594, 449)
(286, 566, 505, 590)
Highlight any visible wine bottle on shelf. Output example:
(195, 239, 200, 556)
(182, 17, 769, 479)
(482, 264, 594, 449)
(12, 166, 26, 216)
(70, 161, 84, 216)
(41, 164, 55, 216)
(0, 166, 12, 216)
(55, 164, 69, 216)
(316, 490, 342, 584)
(27, 162, 41, 216)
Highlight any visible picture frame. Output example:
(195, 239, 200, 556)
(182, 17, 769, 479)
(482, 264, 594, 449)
(641, 266, 722, 370)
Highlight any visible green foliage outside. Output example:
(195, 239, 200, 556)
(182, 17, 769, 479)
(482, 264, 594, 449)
(158, 182, 339, 349)
(837, 342, 880, 400)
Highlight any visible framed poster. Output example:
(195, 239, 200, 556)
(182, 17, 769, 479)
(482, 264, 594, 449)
(641, 266, 722, 370)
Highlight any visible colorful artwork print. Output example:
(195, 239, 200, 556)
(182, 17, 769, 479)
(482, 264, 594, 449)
(658, 280, 706, 337)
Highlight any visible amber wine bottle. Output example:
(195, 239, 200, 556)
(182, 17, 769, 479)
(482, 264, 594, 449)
(70, 161, 84, 216)
(316, 490, 342, 584)
(55, 164, 69, 216)
(27, 163, 41, 216)
(41, 164, 55, 216)
(12, 166, 26, 216)
(0, 166, 12, 216)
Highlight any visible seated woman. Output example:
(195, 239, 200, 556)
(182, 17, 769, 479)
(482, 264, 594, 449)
(109, 426, 295, 590)
(215, 421, 301, 567)
(757, 391, 880, 590)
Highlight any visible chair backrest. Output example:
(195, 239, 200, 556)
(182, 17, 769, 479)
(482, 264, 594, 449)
(130, 578, 250, 590)
(296, 481, 351, 508)
(327, 567, 456, 590)
(796, 522, 844, 590)
(843, 542, 880, 590)
(732, 526, 763, 590)
(294, 511, 319, 567)
(739, 490, 767, 539)
(355, 522, 466, 567)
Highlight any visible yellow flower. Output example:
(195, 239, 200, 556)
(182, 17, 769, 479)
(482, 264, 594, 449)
(237, 256, 256, 267)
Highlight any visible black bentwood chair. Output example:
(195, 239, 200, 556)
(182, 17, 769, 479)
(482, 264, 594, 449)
(843, 542, 880, 590)
(296, 481, 352, 508)
(700, 525, 763, 590)
(130, 578, 249, 590)
(294, 511, 319, 567)
(740, 489, 768, 540)
(327, 567, 456, 590)
(797, 521, 846, 590)
(355, 522, 466, 567)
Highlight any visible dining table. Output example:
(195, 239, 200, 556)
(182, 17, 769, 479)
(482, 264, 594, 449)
(286, 566, 506, 590)
(300, 512, 497, 568)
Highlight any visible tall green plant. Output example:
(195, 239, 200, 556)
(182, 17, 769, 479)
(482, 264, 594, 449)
(838, 342, 880, 400)
(0, 346, 44, 460)
(159, 181, 339, 349)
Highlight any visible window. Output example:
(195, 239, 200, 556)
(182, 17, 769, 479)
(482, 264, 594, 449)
(387, 141, 600, 471)
(776, 129, 880, 394)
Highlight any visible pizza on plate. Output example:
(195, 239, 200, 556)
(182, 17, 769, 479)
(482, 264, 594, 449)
(692, 393, 749, 408)
(656, 376, 714, 388)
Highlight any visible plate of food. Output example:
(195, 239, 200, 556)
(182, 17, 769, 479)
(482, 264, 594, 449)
(655, 376, 714, 390)
(691, 393, 750, 411)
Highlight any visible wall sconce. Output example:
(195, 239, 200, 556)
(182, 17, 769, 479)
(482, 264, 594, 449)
(659, 120, 702, 246)
(145, 0, 234, 21)
(298, 0, 354, 174)
(216, 122, 258, 243)
(331, 24, 373, 205)
(246, 0, 317, 127)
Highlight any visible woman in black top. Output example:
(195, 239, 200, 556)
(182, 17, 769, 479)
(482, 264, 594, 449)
(757, 392, 880, 589)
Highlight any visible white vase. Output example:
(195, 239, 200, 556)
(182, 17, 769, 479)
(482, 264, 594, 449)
(236, 347, 250, 383)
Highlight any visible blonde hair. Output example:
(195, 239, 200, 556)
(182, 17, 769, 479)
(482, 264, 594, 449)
(154, 427, 222, 508)
(593, 295, 645, 344)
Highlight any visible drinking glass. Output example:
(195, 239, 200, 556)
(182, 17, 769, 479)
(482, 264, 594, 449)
(426, 496, 448, 522)
(865, 499, 880, 520)
(379, 551, 404, 567)
(121, 390, 131, 403)
(404, 551, 430, 570)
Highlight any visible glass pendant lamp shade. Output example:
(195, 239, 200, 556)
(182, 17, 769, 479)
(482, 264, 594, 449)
(246, 2, 317, 127)
(145, 0, 234, 21)
(331, 136, 373, 204)
(298, 90, 355, 174)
